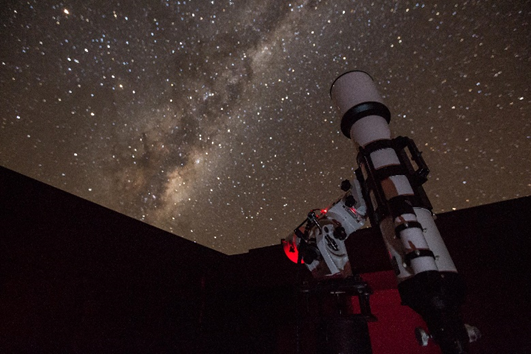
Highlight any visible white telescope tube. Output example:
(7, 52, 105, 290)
(330, 70, 457, 281)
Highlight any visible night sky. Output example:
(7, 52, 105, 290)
(1, 0, 529, 254)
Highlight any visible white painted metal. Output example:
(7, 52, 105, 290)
(414, 207, 458, 273)
(330, 71, 386, 118)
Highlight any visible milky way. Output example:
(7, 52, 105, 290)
(1, 0, 530, 254)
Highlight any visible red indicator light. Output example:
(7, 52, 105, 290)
(320, 208, 328, 215)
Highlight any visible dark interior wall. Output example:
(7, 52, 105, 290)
(1, 165, 531, 353)
(434, 198, 531, 354)
(0, 166, 227, 352)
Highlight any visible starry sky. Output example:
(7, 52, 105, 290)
(1, 0, 530, 254)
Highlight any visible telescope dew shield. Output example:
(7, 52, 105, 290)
(330, 71, 391, 144)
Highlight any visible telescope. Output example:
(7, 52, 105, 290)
(283, 71, 480, 353)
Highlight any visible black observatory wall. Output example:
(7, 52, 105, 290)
(0, 166, 227, 352)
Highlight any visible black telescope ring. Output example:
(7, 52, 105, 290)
(340, 102, 391, 138)
(374, 165, 409, 182)
(388, 195, 415, 218)
(359, 139, 394, 156)
(394, 221, 424, 239)
(404, 249, 435, 267)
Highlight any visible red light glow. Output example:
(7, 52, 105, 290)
(282, 239, 303, 264)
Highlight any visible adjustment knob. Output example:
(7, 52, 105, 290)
(333, 226, 347, 241)
(345, 195, 356, 208)
(340, 179, 352, 191)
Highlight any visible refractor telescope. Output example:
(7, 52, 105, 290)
(282, 71, 480, 354)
